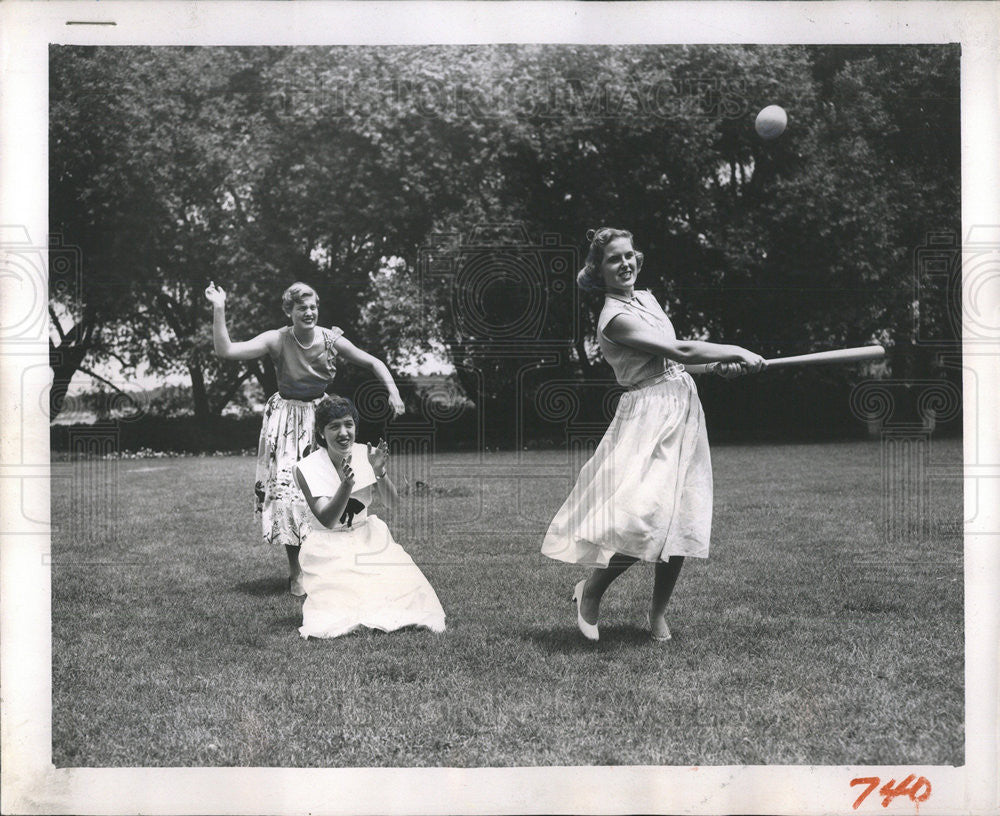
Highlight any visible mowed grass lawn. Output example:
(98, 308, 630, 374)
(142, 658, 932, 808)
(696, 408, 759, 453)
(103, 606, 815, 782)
(51, 439, 964, 767)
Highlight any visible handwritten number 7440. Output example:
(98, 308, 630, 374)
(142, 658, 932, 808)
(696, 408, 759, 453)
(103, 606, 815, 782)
(851, 775, 932, 809)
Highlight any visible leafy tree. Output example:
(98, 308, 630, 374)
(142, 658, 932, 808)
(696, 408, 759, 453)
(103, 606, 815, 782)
(50, 47, 285, 419)
(50, 44, 959, 440)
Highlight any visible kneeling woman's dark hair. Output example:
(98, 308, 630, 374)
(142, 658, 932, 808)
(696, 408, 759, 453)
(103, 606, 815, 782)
(314, 395, 360, 448)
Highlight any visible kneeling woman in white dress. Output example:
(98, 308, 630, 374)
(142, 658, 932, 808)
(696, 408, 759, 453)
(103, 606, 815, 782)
(293, 395, 446, 639)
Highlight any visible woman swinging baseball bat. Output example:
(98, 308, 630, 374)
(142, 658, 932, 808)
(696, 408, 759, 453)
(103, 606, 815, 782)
(541, 227, 766, 642)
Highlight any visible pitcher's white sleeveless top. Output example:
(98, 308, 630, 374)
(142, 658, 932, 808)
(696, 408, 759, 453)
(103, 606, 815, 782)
(541, 291, 713, 566)
(295, 446, 446, 638)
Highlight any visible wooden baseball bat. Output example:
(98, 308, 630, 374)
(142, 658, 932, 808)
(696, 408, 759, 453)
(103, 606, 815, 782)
(705, 345, 885, 373)
(762, 345, 885, 369)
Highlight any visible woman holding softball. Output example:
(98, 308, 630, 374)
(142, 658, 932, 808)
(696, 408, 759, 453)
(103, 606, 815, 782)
(541, 228, 765, 642)
(205, 281, 405, 596)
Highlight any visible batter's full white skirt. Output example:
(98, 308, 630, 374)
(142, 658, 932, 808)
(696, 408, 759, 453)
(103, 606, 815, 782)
(541, 372, 712, 567)
(298, 515, 446, 639)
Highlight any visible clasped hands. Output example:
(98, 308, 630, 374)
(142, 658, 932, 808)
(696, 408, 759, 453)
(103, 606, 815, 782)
(710, 358, 767, 379)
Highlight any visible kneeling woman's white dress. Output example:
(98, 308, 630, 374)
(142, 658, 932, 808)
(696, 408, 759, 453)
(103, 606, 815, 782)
(296, 445, 446, 639)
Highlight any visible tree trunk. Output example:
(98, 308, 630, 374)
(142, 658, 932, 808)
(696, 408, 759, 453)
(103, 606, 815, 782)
(211, 368, 254, 415)
(574, 335, 595, 378)
(190, 362, 211, 421)
(49, 340, 90, 420)
(256, 356, 278, 398)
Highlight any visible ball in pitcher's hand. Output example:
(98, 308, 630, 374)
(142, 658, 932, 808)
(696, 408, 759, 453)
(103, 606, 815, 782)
(755, 105, 787, 140)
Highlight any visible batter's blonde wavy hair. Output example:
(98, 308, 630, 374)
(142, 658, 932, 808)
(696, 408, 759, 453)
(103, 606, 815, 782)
(576, 227, 644, 293)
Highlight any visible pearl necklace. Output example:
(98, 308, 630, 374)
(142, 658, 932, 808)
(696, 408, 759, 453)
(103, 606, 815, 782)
(291, 328, 316, 350)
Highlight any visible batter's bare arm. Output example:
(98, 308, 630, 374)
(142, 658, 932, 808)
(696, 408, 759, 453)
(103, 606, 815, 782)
(604, 314, 765, 369)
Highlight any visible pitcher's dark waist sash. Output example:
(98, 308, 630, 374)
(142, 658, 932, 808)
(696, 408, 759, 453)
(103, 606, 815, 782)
(278, 390, 327, 402)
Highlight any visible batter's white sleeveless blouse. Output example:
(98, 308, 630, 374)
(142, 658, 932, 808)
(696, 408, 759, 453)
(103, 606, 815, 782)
(295, 445, 446, 639)
(541, 290, 713, 566)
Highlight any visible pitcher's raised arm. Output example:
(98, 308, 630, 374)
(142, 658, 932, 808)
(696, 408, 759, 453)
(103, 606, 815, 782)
(205, 282, 279, 361)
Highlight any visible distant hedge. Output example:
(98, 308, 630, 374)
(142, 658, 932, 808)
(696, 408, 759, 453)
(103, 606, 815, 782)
(50, 376, 960, 455)
(48, 412, 485, 454)
(695, 375, 962, 443)
(50, 415, 261, 454)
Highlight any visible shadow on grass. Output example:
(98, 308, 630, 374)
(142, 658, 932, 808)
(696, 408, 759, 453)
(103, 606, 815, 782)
(270, 614, 303, 629)
(234, 575, 288, 597)
(518, 624, 657, 653)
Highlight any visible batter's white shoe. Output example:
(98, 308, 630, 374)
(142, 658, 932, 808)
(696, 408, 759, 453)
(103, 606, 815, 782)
(572, 580, 599, 641)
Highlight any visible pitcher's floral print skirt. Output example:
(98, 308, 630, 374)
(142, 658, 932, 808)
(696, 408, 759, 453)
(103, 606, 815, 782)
(254, 393, 320, 547)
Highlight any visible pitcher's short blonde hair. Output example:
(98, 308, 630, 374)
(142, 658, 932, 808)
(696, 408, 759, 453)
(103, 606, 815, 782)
(281, 282, 319, 315)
